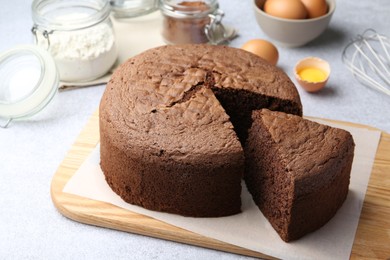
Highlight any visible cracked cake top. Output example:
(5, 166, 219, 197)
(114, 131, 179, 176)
(100, 44, 302, 161)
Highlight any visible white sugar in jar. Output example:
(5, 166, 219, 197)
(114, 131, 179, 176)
(32, 0, 118, 82)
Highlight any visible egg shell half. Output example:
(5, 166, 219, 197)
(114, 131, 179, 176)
(294, 57, 330, 92)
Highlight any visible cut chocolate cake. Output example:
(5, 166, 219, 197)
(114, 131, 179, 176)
(100, 44, 355, 241)
(244, 109, 355, 241)
(99, 44, 302, 217)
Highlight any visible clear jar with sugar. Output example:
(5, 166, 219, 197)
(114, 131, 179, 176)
(31, 0, 118, 82)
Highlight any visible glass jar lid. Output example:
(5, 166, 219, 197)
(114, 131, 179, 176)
(159, 0, 219, 18)
(0, 45, 59, 128)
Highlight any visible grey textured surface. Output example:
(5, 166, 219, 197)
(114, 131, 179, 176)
(0, 0, 389, 259)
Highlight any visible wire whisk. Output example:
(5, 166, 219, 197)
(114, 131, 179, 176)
(342, 29, 390, 97)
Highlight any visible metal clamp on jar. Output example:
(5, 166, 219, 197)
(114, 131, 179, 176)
(31, 0, 118, 82)
(159, 0, 237, 45)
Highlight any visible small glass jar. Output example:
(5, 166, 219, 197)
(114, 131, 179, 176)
(160, 0, 231, 45)
(31, 0, 118, 82)
(110, 0, 159, 18)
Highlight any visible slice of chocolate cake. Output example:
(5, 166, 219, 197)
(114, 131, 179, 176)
(244, 109, 355, 242)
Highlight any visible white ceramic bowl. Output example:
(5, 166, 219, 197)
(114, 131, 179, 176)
(253, 0, 336, 47)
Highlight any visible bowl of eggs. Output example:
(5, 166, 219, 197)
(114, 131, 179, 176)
(253, 0, 336, 47)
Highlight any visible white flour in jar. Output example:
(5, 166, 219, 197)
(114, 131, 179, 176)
(38, 16, 117, 82)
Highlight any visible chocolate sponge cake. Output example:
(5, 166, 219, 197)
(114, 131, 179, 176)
(99, 44, 302, 217)
(244, 109, 355, 241)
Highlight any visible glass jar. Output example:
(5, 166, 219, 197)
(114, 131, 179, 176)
(110, 0, 159, 18)
(31, 0, 118, 82)
(160, 0, 233, 45)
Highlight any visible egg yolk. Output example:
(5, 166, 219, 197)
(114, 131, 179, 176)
(298, 68, 327, 82)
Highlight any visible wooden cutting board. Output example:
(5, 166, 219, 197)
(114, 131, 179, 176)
(51, 111, 390, 259)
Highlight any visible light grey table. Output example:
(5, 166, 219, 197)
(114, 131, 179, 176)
(1, 0, 389, 259)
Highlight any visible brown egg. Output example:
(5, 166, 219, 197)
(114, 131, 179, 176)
(241, 39, 279, 66)
(264, 0, 307, 20)
(300, 0, 328, 19)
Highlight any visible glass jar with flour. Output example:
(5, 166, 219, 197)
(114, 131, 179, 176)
(31, 0, 118, 82)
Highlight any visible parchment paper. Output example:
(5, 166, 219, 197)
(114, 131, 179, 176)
(63, 120, 381, 260)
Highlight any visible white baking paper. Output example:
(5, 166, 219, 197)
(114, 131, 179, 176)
(63, 120, 381, 260)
